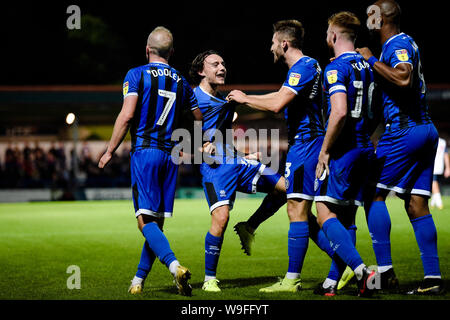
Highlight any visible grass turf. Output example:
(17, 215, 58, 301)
(0, 197, 449, 300)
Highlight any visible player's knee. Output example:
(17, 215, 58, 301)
(315, 202, 337, 227)
(211, 206, 230, 235)
(287, 199, 309, 222)
(137, 214, 162, 232)
(406, 195, 430, 219)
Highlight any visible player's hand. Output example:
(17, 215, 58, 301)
(445, 168, 450, 179)
(316, 150, 330, 180)
(201, 142, 216, 155)
(227, 90, 247, 104)
(98, 151, 113, 168)
(245, 152, 261, 161)
(356, 47, 374, 61)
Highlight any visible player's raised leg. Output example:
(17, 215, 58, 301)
(234, 174, 286, 256)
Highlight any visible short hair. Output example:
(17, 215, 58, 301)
(378, 0, 402, 27)
(328, 11, 361, 42)
(189, 50, 221, 85)
(147, 26, 173, 60)
(273, 20, 305, 50)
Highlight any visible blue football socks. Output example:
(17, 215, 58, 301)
(367, 201, 393, 269)
(411, 214, 441, 278)
(141, 222, 177, 269)
(327, 224, 357, 281)
(322, 218, 364, 271)
(309, 216, 335, 257)
(205, 232, 224, 278)
(135, 240, 156, 280)
(287, 221, 309, 277)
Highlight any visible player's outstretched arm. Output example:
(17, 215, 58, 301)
(227, 87, 295, 113)
(98, 95, 138, 168)
(356, 47, 412, 88)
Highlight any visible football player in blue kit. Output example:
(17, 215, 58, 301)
(314, 11, 378, 297)
(98, 27, 202, 296)
(189, 50, 287, 292)
(228, 20, 346, 294)
(357, 0, 443, 294)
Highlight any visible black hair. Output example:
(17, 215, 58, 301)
(189, 50, 221, 85)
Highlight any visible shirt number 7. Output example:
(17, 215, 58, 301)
(156, 89, 176, 125)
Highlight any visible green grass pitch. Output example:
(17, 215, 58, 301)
(0, 197, 449, 300)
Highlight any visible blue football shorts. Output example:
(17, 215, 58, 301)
(130, 148, 178, 218)
(285, 137, 324, 201)
(200, 155, 281, 213)
(371, 123, 438, 197)
(315, 146, 375, 206)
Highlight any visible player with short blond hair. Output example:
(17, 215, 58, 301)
(99, 26, 202, 296)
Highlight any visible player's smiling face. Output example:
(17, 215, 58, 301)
(201, 54, 227, 85)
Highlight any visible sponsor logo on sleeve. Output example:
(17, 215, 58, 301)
(395, 49, 409, 62)
(326, 70, 338, 84)
(288, 73, 301, 86)
(123, 81, 129, 96)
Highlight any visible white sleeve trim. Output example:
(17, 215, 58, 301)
(392, 61, 413, 69)
(124, 92, 138, 98)
(282, 85, 298, 95)
(329, 85, 347, 94)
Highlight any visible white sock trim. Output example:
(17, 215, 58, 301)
(169, 260, 180, 276)
(378, 265, 393, 273)
(354, 264, 366, 281)
(323, 278, 337, 288)
(286, 272, 300, 279)
(204, 275, 217, 282)
(132, 276, 144, 286)
(424, 275, 442, 279)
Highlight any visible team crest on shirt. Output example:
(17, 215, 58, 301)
(327, 70, 338, 84)
(395, 49, 409, 62)
(123, 81, 129, 96)
(288, 73, 301, 86)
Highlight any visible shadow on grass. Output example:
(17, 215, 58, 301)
(153, 276, 449, 300)
(156, 276, 278, 295)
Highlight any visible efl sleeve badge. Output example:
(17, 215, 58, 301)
(123, 81, 129, 97)
(395, 49, 409, 62)
(288, 73, 301, 86)
(326, 70, 338, 84)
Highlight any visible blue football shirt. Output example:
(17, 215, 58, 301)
(379, 33, 431, 130)
(194, 86, 236, 158)
(323, 51, 375, 150)
(282, 56, 324, 145)
(123, 62, 198, 152)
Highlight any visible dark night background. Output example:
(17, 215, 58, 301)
(2, 0, 447, 86)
